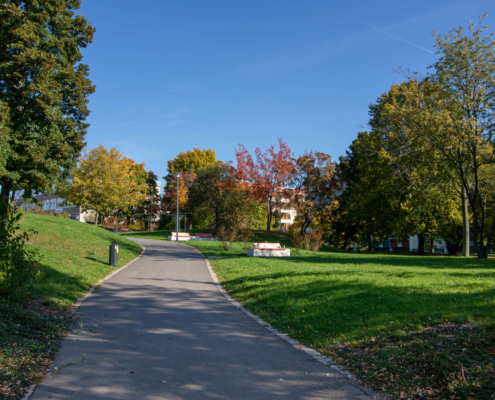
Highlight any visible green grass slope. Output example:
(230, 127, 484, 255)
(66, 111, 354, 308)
(20, 213, 142, 308)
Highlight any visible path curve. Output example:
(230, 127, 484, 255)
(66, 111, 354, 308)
(31, 238, 378, 400)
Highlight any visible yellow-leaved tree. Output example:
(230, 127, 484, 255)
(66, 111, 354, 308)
(162, 148, 219, 215)
(66, 146, 147, 225)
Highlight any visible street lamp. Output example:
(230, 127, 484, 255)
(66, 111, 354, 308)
(174, 172, 181, 242)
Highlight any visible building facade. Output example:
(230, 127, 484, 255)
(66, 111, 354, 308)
(12, 190, 92, 222)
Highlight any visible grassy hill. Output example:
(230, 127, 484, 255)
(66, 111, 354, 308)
(20, 213, 142, 308)
(1, 213, 142, 399)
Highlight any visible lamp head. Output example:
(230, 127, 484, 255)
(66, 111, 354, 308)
(173, 172, 181, 178)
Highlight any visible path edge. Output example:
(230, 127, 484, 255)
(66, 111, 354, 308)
(70, 242, 146, 312)
(22, 242, 146, 400)
(203, 258, 353, 373)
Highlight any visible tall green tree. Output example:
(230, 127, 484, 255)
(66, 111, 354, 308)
(375, 79, 470, 255)
(428, 14, 495, 258)
(329, 132, 399, 250)
(377, 13, 495, 258)
(188, 163, 227, 229)
(0, 0, 95, 208)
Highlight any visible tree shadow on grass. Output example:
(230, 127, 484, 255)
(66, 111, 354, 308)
(30, 263, 92, 306)
(220, 271, 495, 343)
(84, 257, 108, 265)
(282, 251, 495, 271)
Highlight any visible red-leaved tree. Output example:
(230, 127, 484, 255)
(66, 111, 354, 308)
(234, 138, 296, 231)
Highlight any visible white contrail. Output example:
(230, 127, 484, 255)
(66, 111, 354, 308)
(319, 6, 435, 55)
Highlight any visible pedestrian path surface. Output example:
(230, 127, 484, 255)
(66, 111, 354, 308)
(31, 238, 377, 399)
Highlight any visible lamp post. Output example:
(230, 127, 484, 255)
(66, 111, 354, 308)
(174, 172, 181, 242)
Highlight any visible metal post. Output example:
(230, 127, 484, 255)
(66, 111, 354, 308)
(109, 241, 119, 266)
(174, 172, 181, 242)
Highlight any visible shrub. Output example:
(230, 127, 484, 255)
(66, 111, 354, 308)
(239, 229, 254, 253)
(57, 212, 69, 219)
(307, 231, 324, 253)
(303, 234, 311, 251)
(217, 226, 240, 251)
(290, 230, 324, 253)
(129, 221, 145, 231)
(289, 231, 304, 254)
(0, 204, 40, 302)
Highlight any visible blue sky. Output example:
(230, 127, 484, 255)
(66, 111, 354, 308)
(78, 0, 493, 191)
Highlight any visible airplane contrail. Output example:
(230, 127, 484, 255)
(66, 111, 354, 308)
(319, 6, 435, 55)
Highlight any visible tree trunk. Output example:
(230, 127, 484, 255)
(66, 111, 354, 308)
(446, 241, 462, 256)
(481, 219, 495, 259)
(95, 211, 98, 226)
(430, 238, 435, 254)
(0, 179, 12, 208)
(215, 207, 219, 230)
(418, 235, 425, 255)
(368, 235, 373, 251)
(300, 218, 309, 236)
(266, 203, 272, 232)
(461, 188, 470, 257)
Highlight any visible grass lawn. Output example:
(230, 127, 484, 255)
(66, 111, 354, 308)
(125, 229, 495, 399)
(1, 213, 142, 399)
(21, 213, 142, 308)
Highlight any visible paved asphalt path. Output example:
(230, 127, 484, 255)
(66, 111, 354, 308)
(31, 238, 378, 400)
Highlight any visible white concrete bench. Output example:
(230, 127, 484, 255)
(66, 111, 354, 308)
(167, 232, 218, 241)
(171, 232, 191, 237)
(168, 232, 193, 241)
(248, 243, 290, 257)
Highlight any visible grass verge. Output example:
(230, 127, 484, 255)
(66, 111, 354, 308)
(1, 213, 142, 399)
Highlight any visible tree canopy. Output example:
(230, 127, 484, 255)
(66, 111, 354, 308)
(165, 148, 218, 179)
(233, 138, 295, 231)
(0, 0, 95, 207)
(65, 146, 147, 224)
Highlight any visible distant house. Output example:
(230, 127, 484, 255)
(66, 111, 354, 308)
(12, 190, 92, 222)
(13, 180, 162, 226)
(372, 236, 448, 253)
(273, 187, 304, 231)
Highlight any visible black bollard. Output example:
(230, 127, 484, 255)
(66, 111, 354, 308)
(109, 241, 119, 266)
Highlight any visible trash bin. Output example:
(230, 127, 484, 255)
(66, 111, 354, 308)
(109, 241, 119, 266)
